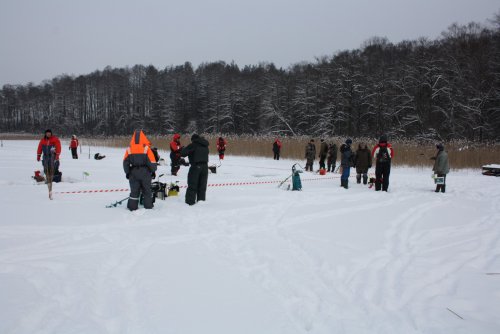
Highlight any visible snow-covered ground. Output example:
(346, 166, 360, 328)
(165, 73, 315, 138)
(1, 140, 499, 334)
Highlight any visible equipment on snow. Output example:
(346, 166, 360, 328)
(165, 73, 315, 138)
(106, 197, 130, 208)
(209, 160, 222, 174)
(291, 164, 303, 190)
(94, 153, 106, 160)
(32, 170, 45, 183)
(368, 177, 376, 189)
(482, 164, 500, 176)
(168, 182, 180, 196)
(432, 174, 445, 185)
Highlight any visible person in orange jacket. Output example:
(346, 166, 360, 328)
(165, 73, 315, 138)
(37, 129, 61, 180)
(123, 130, 157, 211)
(69, 135, 79, 159)
(216, 137, 227, 160)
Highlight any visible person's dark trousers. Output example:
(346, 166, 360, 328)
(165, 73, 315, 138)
(170, 152, 180, 175)
(305, 159, 313, 171)
(341, 166, 350, 189)
(319, 155, 326, 169)
(274, 152, 280, 160)
(356, 174, 361, 184)
(375, 163, 391, 191)
(127, 168, 153, 210)
(71, 148, 78, 159)
(435, 174, 446, 193)
(186, 162, 208, 205)
(327, 158, 334, 172)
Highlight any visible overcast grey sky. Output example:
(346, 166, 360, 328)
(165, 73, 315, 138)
(0, 0, 498, 86)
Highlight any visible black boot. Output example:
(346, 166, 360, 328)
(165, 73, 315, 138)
(363, 175, 368, 185)
(356, 174, 361, 184)
(344, 179, 349, 189)
(441, 185, 446, 193)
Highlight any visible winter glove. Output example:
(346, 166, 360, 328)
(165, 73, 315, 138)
(126, 173, 130, 180)
(368, 164, 372, 169)
(37, 155, 40, 161)
(152, 172, 156, 179)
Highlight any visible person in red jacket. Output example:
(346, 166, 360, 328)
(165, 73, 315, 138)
(273, 138, 282, 160)
(169, 133, 183, 176)
(216, 137, 227, 160)
(37, 129, 62, 182)
(371, 134, 394, 191)
(69, 135, 79, 159)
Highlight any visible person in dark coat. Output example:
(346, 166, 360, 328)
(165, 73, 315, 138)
(431, 143, 450, 193)
(123, 130, 157, 211)
(181, 134, 210, 205)
(304, 139, 316, 171)
(273, 138, 282, 160)
(339, 138, 353, 189)
(327, 142, 338, 172)
(318, 139, 328, 170)
(354, 142, 372, 184)
(371, 134, 394, 191)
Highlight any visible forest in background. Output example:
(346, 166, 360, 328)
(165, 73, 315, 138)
(1, 14, 499, 142)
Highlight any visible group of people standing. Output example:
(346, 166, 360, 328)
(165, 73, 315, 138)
(302, 135, 449, 193)
(36, 129, 450, 210)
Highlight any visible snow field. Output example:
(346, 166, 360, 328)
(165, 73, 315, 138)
(1, 140, 499, 334)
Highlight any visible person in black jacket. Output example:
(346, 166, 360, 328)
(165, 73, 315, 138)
(339, 138, 353, 189)
(181, 134, 210, 205)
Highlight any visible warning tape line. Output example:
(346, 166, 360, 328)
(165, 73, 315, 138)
(55, 174, 367, 195)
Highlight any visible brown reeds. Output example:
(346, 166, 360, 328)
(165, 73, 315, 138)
(2, 133, 498, 169)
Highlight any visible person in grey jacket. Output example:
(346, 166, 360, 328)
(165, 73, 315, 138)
(431, 143, 449, 193)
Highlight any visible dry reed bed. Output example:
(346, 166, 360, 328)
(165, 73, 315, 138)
(77, 134, 499, 170)
(1, 133, 497, 169)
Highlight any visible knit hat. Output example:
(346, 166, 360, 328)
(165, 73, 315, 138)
(44, 129, 52, 134)
(436, 143, 444, 151)
(379, 134, 387, 143)
(191, 133, 200, 141)
(345, 138, 352, 145)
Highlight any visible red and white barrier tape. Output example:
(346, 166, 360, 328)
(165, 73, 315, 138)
(55, 174, 349, 195)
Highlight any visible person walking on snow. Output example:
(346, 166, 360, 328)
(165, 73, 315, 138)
(181, 134, 210, 205)
(339, 138, 353, 189)
(37, 129, 61, 180)
(319, 139, 328, 170)
(123, 130, 157, 211)
(216, 137, 227, 160)
(305, 139, 316, 171)
(431, 143, 449, 193)
(69, 135, 79, 159)
(372, 134, 394, 191)
(327, 142, 338, 172)
(273, 138, 282, 160)
(354, 142, 372, 184)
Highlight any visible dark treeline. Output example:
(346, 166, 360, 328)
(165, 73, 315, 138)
(1, 18, 500, 141)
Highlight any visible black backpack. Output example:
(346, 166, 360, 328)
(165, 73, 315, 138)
(377, 146, 391, 164)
